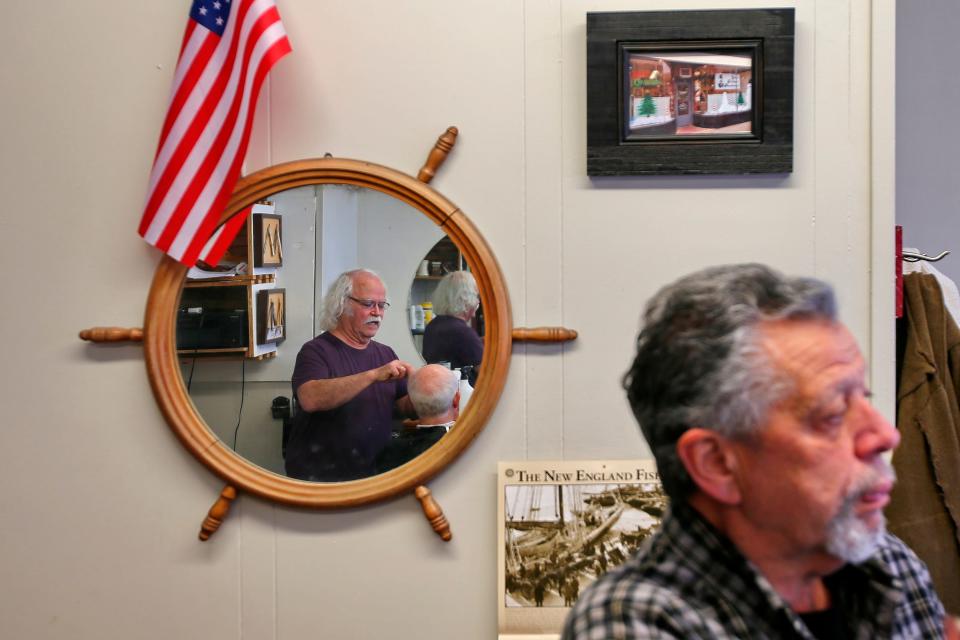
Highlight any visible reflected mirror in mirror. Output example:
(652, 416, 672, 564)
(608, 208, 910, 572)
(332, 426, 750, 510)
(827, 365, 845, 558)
(177, 184, 485, 483)
(408, 236, 484, 387)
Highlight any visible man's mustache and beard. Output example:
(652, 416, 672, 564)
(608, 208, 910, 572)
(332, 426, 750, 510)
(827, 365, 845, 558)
(825, 458, 896, 564)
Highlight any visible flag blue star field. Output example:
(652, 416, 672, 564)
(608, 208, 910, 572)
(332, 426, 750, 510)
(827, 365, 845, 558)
(139, 0, 291, 267)
(190, 0, 230, 36)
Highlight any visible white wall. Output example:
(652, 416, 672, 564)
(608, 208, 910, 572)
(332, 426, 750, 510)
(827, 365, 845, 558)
(0, 1, 894, 638)
(356, 187, 445, 364)
(317, 184, 359, 304)
(896, 0, 960, 280)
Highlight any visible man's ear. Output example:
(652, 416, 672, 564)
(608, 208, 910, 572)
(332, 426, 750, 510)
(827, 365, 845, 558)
(676, 428, 742, 505)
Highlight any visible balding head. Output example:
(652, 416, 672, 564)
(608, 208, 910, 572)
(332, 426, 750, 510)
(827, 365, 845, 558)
(408, 364, 460, 424)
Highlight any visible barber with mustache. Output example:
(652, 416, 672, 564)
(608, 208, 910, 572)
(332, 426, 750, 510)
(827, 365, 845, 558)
(285, 269, 415, 482)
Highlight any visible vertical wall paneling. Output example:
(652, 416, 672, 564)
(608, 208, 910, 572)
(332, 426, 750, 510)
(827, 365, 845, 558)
(522, 0, 568, 459)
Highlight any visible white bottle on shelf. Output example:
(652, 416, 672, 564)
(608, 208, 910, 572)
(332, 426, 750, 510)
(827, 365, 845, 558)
(457, 366, 474, 412)
(413, 305, 425, 331)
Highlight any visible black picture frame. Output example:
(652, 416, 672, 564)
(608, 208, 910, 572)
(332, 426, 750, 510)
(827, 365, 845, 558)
(587, 8, 794, 176)
(256, 288, 286, 345)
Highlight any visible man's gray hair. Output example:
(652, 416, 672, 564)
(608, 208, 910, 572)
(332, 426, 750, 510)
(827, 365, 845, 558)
(433, 270, 479, 317)
(409, 365, 460, 419)
(317, 268, 384, 333)
(623, 263, 837, 502)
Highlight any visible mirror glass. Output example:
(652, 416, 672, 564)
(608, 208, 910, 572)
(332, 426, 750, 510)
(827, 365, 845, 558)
(408, 236, 484, 381)
(177, 184, 485, 482)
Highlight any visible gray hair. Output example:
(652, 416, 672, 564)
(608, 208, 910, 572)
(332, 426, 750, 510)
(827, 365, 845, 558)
(317, 268, 384, 332)
(432, 270, 479, 317)
(409, 364, 460, 419)
(623, 263, 837, 502)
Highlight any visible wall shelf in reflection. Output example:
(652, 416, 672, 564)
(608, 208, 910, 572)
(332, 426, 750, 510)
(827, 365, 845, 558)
(177, 206, 282, 361)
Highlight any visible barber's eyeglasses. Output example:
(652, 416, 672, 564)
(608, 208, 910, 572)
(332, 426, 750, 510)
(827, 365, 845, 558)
(348, 296, 391, 311)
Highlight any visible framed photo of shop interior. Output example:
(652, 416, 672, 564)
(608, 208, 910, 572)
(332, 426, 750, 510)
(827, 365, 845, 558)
(586, 8, 795, 175)
(256, 288, 285, 345)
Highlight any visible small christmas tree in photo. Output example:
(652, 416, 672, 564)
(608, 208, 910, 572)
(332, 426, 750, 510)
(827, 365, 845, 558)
(638, 94, 656, 117)
(737, 91, 745, 107)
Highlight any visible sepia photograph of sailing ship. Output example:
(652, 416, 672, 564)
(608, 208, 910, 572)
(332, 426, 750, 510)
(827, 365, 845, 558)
(499, 460, 666, 614)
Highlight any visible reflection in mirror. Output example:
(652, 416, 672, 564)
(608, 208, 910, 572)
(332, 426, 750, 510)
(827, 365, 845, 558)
(408, 239, 484, 387)
(177, 184, 484, 482)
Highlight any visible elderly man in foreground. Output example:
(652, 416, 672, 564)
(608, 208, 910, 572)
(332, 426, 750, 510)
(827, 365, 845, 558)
(285, 268, 414, 482)
(563, 263, 955, 639)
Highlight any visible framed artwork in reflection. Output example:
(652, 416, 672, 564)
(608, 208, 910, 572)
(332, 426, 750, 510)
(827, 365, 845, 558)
(256, 288, 286, 345)
(252, 213, 283, 268)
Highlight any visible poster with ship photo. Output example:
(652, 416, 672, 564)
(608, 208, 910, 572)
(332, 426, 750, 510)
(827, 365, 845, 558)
(497, 459, 667, 637)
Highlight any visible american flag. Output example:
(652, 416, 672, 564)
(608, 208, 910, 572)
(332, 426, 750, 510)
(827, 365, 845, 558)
(138, 0, 291, 267)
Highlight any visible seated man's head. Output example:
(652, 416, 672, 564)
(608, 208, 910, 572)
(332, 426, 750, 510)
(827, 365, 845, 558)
(408, 364, 460, 424)
(623, 263, 899, 567)
(318, 269, 389, 345)
(433, 270, 479, 321)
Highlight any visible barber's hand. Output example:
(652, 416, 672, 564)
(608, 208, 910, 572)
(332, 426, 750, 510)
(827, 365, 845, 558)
(373, 360, 414, 382)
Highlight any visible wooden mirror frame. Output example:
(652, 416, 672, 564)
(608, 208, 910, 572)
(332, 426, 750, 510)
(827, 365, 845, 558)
(143, 157, 512, 509)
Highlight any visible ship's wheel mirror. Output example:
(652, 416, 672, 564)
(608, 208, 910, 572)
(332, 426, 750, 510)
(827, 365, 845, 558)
(82, 128, 577, 541)
(144, 156, 513, 513)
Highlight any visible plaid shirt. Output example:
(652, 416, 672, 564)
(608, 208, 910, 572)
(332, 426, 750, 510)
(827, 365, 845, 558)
(562, 502, 946, 639)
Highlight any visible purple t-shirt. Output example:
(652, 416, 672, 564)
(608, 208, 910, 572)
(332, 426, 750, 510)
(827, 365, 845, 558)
(422, 314, 483, 371)
(285, 332, 408, 481)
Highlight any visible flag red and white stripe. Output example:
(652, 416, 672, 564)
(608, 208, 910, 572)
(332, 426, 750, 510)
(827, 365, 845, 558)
(196, 205, 251, 265)
(139, 0, 291, 267)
